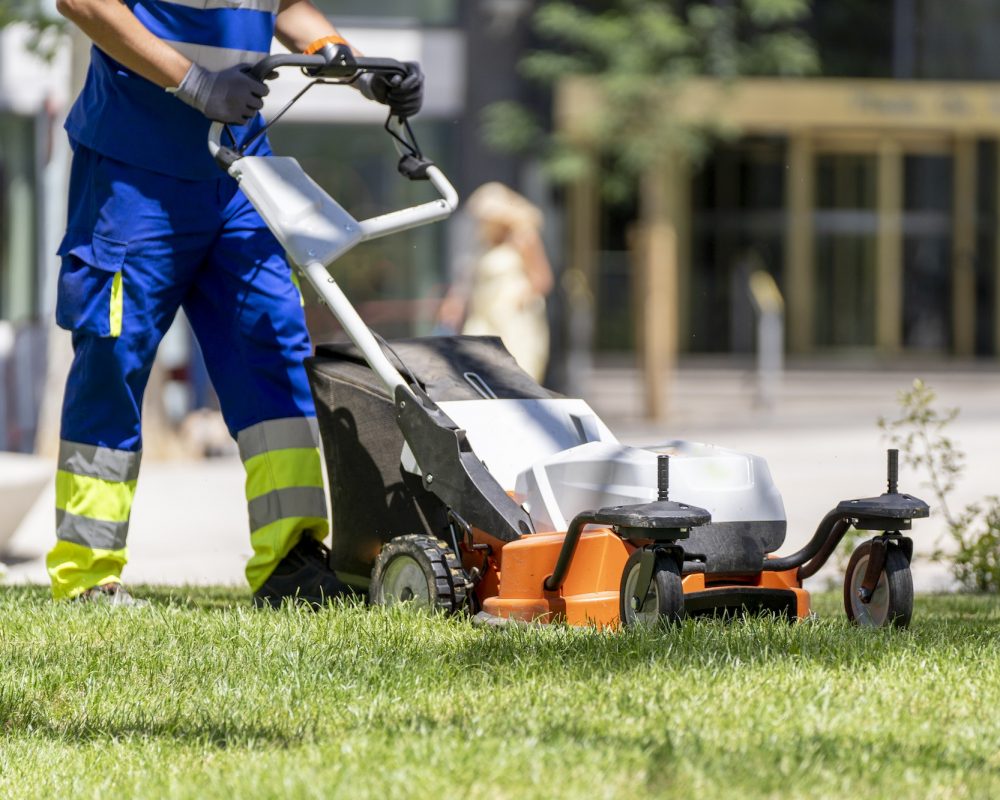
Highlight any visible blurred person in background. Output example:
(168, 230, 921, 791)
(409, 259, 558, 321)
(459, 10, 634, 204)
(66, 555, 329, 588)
(437, 182, 554, 382)
(48, 0, 423, 606)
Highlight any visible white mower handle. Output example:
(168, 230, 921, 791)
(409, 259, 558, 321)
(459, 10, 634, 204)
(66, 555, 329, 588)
(206, 73, 459, 399)
(207, 123, 458, 240)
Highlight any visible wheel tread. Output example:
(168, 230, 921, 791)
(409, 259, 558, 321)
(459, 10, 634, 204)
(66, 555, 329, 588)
(371, 534, 470, 614)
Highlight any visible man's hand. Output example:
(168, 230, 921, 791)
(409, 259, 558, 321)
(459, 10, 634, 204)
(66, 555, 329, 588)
(357, 62, 424, 118)
(170, 63, 270, 124)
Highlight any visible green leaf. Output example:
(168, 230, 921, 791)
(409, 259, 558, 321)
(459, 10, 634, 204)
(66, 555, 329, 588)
(519, 51, 594, 84)
(543, 142, 594, 185)
(745, 0, 811, 26)
(741, 31, 820, 76)
(480, 102, 543, 154)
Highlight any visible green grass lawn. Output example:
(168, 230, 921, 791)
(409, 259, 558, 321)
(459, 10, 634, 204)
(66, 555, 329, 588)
(2, 588, 999, 800)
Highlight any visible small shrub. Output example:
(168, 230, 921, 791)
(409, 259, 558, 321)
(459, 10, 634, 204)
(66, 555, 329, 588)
(945, 499, 1000, 593)
(879, 379, 1000, 592)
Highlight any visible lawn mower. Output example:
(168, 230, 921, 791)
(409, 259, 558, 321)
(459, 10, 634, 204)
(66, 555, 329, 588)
(210, 51, 930, 629)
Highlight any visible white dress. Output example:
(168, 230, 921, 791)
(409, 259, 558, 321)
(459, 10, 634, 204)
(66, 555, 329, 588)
(461, 242, 549, 382)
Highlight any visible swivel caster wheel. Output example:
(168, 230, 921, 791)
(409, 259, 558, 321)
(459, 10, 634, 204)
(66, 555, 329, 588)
(619, 549, 685, 627)
(844, 539, 913, 628)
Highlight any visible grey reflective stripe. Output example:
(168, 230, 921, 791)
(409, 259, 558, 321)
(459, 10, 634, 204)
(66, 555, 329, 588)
(247, 487, 328, 532)
(58, 440, 141, 482)
(56, 510, 129, 551)
(162, 0, 280, 13)
(167, 41, 269, 73)
(237, 417, 320, 462)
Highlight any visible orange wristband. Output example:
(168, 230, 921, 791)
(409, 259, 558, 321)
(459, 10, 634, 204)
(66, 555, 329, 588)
(304, 34, 348, 55)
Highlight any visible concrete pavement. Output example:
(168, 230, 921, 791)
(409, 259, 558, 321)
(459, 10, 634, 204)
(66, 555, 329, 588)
(4, 361, 999, 593)
(0, 453, 50, 554)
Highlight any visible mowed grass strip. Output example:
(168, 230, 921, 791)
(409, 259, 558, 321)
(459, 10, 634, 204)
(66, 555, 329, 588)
(1, 588, 999, 800)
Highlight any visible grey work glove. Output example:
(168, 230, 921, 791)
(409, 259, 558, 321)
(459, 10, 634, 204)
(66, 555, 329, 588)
(170, 63, 269, 125)
(356, 62, 424, 119)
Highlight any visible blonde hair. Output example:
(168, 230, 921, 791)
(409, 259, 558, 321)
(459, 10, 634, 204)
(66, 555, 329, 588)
(466, 182, 543, 232)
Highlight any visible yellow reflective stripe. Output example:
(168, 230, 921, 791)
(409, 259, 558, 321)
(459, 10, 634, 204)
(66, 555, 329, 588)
(46, 539, 127, 600)
(244, 447, 324, 502)
(290, 271, 305, 308)
(109, 271, 123, 338)
(55, 470, 136, 523)
(246, 519, 328, 591)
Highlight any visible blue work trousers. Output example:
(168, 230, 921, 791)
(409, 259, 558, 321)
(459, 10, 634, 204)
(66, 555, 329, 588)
(47, 145, 329, 598)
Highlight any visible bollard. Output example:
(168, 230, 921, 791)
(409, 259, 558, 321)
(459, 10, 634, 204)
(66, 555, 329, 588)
(748, 270, 784, 410)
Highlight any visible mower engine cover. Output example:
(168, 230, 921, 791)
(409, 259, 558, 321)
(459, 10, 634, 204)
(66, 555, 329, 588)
(421, 401, 787, 575)
(512, 440, 787, 575)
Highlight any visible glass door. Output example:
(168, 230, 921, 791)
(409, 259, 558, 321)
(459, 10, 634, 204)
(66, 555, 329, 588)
(813, 153, 878, 349)
(901, 154, 953, 352)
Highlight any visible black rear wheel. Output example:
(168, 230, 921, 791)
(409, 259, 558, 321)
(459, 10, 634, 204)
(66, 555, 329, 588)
(370, 534, 469, 615)
(619, 549, 685, 626)
(844, 540, 913, 628)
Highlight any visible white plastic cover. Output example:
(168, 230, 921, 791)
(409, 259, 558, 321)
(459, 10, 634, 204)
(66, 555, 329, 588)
(515, 440, 787, 532)
(399, 398, 618, 492)
(232, 156, 364, 268)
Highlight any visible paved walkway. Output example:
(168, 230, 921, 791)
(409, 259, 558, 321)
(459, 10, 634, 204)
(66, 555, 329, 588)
(5, 361, 999, 593)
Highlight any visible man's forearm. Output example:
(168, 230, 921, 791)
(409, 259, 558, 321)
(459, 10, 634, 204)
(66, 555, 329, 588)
(275, 0, 354, 54)
(57, 0, 191, 88)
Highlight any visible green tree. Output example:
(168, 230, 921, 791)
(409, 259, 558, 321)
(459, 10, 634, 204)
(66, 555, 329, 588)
(484, 0, 817, 199)
(0, 0, 64, 54)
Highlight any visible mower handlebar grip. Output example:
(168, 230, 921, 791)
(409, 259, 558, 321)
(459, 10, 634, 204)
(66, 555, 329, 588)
(247, 54, 409, 83)
(248, 54, 326, 81)
(209, 55, 430, 172)
(354, 56, 409, 77)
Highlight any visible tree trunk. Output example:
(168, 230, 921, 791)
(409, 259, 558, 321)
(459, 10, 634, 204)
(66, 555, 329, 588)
(637, 157, 679, 421)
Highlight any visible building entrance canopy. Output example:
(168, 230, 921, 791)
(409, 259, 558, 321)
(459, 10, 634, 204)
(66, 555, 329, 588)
(558, 77, 1000, 359)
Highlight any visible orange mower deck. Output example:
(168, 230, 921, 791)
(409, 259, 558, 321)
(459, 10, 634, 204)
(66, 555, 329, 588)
(472, 527, 809, 627)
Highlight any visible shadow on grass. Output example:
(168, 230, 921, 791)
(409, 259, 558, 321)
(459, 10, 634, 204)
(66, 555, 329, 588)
(0, 584, 381, 611)
(2, 708, 313, 749)
(0, 584, 251, 610)
(414, 603, 1000, 696)
(642, 729, 1000, 794)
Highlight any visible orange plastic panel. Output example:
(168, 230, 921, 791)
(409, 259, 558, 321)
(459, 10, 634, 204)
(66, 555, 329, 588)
(480, 528, 632, 626)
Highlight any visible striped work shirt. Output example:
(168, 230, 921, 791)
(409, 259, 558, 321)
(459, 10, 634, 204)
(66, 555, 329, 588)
(65, 0, 279, 180)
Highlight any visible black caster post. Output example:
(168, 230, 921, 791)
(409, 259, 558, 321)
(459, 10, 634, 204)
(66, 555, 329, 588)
(842, 449, 919, 628)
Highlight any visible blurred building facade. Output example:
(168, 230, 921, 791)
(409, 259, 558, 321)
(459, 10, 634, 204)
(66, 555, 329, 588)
(577, 0, 1000, 362)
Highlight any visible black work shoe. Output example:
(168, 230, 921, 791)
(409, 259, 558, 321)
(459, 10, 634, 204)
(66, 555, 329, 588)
(73, 583, 149, 608)
(253, 537, 350, 609)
